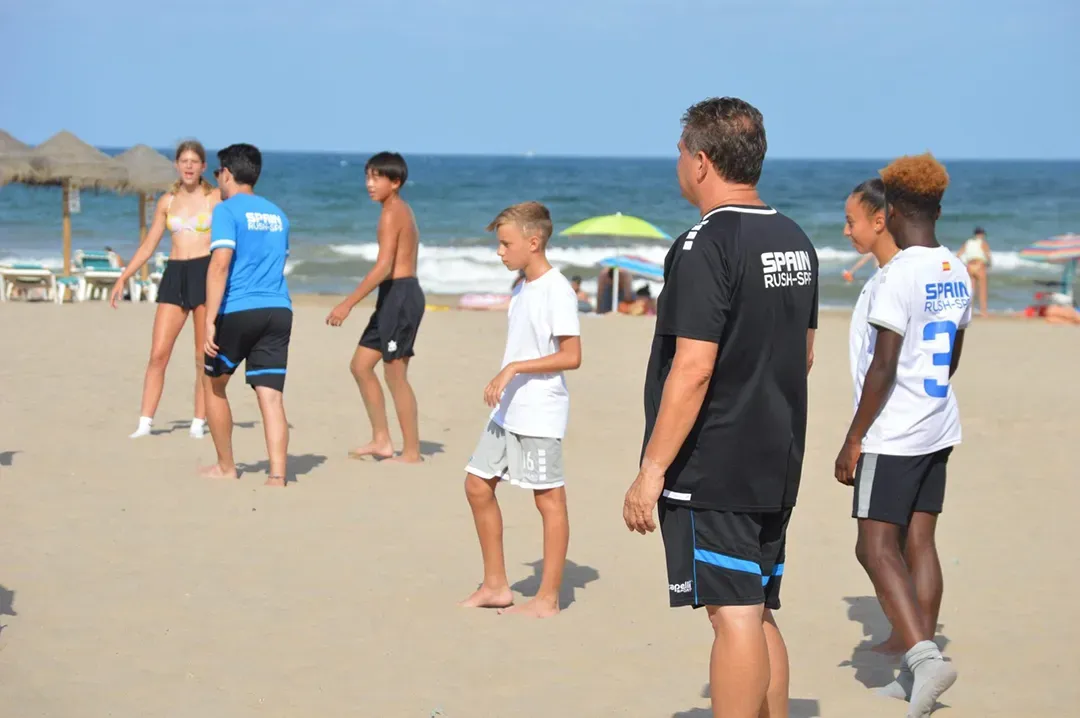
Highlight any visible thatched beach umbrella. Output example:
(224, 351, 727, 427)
(0, 130, 33, 186)
(5, 130, 128, 275)
(115, 145, 176, 280)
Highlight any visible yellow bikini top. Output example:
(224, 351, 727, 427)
(166, 192, 212, 234)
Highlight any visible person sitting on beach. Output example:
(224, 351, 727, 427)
(835, 153, 967, 714)
(110, 140, 221, 440)
(201, 144, 293, 487)
(460, 201, 581, 618)
(326, 152, 426, 464)
(618, 284, 656, 316)
(956, 226, 991, 317)
(595, 267, 633, 314)
(570, 274, 594, 312)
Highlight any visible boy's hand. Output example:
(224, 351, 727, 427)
(326, 302, 351, 327)
(484, 364, 518, 408)
(834, 436, 861, 486)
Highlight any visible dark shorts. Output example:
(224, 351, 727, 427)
(660, 503, 790, 610)
(204, 308, 292, 391)
(852, 447, 952, 526)
(157, 255, 210, 310)
(359, 277, 425, 362)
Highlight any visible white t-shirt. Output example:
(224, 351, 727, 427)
(856, 245, 972, 456)
(849, 264, 887, 398)
(492, 268, 581, 439)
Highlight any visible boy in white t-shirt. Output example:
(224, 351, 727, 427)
(835, 154, 970, 716)
(459, 201, 582, 619)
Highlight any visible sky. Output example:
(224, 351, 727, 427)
(2, 0, 1077, 159)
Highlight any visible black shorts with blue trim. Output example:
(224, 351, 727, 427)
(659, 502, 791, 610)
(204, 308, 292, 392)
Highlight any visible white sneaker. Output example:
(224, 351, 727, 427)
(189, 419, 206, 439)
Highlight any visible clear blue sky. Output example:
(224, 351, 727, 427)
(2, 0, 1076, 158)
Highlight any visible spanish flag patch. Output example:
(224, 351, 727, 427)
(942, 261, 951, 271)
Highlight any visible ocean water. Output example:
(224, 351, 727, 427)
(2, 153, 1078, 310)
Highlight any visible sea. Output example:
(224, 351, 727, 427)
(2, 153, 1078, 311)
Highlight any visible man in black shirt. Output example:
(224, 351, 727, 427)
(623, 97, 818, 718)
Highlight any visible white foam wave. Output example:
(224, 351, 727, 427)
(0, 255, 63, 270)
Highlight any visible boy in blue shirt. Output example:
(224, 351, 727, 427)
(201, 144, 292, 487)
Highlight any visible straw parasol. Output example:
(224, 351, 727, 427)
(115, 145, 177, 280)
(3, 130, 128, 275)
(0, 130, 33, 186)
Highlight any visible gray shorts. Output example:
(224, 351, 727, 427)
(465, 420, 565, 490)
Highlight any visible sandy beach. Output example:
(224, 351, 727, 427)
(0, 299, 1076, 717)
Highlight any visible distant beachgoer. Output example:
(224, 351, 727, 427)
(623, 97, 818, 718)
(110, 140, 221, 440)
(957, 227, 991, 316)
(201, 143, 293, 487)
(836, 153, 967, 714)
(1027, 303, 1080, 324)
(595, 267, 633, 314)
(460, 201, 581, 618)
(842, 253, 877, 283)
(326, 152, 425, 464)
(570, 274, 593, 312)
(619, 284, 656, 316)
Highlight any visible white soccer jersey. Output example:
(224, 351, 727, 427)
(855, 245, 973, 456)
(849, 264, 887, 401)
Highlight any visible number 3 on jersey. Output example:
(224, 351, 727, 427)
(922, 320, 957, 398)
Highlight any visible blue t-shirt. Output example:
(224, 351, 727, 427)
(209, 194, 291, 314)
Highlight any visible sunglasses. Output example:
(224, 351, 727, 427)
(213, 168, 223, 178)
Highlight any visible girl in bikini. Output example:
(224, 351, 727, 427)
(110, 140, 220, 438)
(956, 226, 991, 317)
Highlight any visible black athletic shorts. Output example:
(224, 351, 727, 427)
(852, 447, 952, 526)
(204, 308, 292, 391)
(359, 277, 425, 362)
(157, 255, 210, 310)
(660, 503, 790, 610)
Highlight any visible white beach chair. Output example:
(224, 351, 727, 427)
(73, 249, 125, 301)
(0, 263, 59, 303)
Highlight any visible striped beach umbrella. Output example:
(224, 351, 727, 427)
(1019, 234, 1080, 263)
(597, 254, 664, 283)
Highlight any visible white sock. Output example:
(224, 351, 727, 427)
(189, 418, 206, 438)
(129, 416, 153, 438)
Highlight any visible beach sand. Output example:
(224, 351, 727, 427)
(0, 300, 1076, 717)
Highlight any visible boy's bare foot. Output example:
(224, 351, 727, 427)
(872, 634, 907, 654)
(497, 596, 560, 618)
(387, 451, 423, 464)
(347, 439, 394, 460)
(198, 463, 238, 480)
(458, 584, 514, 609)
(265, 475, 286, 488)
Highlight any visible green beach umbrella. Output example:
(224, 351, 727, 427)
(560, 212, 670, 314)
(559, 212, 671, 241)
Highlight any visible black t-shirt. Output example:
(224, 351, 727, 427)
(641, 204, 819, 512)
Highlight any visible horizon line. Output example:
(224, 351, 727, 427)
(95, 146, 1080, 163)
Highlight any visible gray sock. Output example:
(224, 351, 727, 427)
(875, 663, 913, 701)
(905, 640, 957, 717)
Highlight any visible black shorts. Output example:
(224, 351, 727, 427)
(157, 255, 210, 310)
(852, 447, 952, 526)
(204, 308, 292, 391)
(358, 277, 425, 362)
(660, 503, 790, 610)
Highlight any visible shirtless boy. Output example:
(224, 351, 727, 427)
(326, 152, 425, 464)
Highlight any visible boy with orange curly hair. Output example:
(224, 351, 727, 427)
(834, 153, 969, 716)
